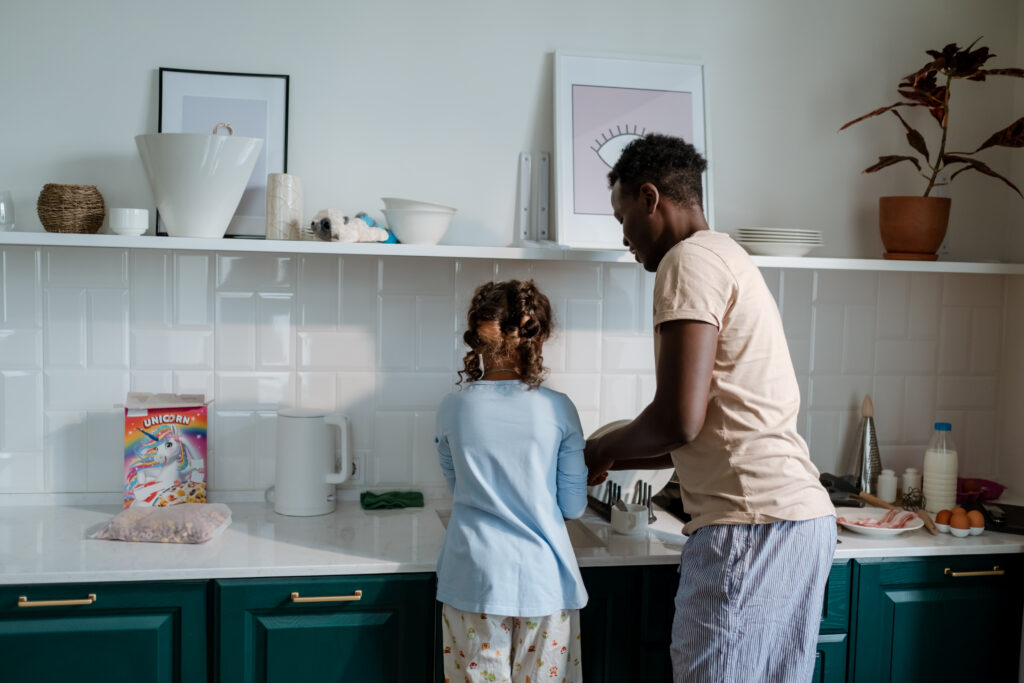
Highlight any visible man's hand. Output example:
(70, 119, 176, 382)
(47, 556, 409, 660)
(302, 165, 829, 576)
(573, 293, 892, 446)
(584, 438, 613, 485)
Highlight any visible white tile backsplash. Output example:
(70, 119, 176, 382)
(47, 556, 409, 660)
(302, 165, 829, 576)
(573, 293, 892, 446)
(0, 246, 1015, 501)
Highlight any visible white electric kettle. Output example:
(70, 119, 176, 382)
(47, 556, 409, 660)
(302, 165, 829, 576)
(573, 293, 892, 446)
(270, 408, 351, 516)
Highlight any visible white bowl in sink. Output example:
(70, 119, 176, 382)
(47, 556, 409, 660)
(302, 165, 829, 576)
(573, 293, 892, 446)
(135, 133, 263, 238)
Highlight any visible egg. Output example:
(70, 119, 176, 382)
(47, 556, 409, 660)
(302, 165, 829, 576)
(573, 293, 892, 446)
(935, 509, 952, 525)
(951, 506, 967, 517)
(950, 513, 970, 530)
(967, 510, 985, 529)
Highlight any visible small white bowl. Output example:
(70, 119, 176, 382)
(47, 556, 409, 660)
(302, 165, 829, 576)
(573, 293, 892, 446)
(935, 523, 950, 534)
(382, 208, 454, 245)
(969, 526, 984, 536)
(381, 197, 456, 213)
(950, 526, 970, 538)
(109, 207, 149, 236)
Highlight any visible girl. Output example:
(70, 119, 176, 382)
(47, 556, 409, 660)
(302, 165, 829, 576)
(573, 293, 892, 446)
(435, 279, 588, 683)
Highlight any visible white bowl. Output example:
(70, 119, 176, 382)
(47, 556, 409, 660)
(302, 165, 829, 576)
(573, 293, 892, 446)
(108, 208, 149, 236)
(381, 197, 456, 213)
(935, 523, 950, 534)
(969, 526, 984, 536)
(382, 208, 454, 245)
(949, 526, 970, 538)
(135, 133, 263, 238)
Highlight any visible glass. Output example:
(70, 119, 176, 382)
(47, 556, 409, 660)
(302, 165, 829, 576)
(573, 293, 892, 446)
(0, 191, 13, 231)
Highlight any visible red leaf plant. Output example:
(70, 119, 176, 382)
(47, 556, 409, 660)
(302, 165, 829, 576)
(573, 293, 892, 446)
(840, 39, 1024, 197)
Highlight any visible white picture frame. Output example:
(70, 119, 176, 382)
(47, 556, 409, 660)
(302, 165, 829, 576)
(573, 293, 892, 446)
(553, 51, 712, 249)
(158, 68, 289, 238)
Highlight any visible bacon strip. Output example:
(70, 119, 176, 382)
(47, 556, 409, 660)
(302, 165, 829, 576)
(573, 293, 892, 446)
(838, 508, 918, 529)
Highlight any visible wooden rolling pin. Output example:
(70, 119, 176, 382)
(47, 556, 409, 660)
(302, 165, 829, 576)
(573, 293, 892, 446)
(856, 491, 938, 535)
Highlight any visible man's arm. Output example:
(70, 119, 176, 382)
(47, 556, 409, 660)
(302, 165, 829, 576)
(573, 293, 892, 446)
(585, 319, 717, 484)
(610, 453, 674, 470)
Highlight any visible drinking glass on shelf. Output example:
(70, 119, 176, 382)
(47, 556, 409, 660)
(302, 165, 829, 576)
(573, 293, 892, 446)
(0, 191, 14, 231)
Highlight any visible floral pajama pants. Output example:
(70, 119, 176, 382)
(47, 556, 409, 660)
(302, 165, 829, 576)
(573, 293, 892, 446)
(440, 603, 582, 683)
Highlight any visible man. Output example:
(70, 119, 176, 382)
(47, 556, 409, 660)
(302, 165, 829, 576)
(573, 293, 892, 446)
(585, 134, 835, 682)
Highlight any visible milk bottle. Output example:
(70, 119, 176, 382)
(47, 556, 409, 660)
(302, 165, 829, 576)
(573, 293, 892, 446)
(922, 422, 958, 514)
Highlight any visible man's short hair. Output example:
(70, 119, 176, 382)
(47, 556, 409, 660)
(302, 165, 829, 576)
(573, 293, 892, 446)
(608, 133, 707, 209)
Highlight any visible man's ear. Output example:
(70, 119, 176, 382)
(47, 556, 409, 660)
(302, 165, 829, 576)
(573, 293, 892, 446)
(639, 182, 660, 215)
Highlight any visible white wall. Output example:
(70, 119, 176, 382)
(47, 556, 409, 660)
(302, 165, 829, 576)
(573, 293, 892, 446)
(0, 0, 1021, 260)
(0, 1, 1021, 504)
(0, 244, 1010, 504)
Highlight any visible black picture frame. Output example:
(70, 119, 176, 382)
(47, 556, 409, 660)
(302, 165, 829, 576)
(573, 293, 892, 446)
(157, 67, 290, 238)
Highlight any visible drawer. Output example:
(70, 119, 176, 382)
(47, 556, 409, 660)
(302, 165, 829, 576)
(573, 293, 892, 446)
(820, 560, 851, 633)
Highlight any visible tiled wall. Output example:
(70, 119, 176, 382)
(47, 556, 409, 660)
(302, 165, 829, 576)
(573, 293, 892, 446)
(0, 245, 1012, 503)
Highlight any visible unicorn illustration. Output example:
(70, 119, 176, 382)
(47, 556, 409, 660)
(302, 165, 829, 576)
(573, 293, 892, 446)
(126, 425, 204, 506)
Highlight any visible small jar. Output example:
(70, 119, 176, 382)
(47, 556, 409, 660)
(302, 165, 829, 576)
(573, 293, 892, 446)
(877, 469, 898, 504)
(902, 467, 921, 492)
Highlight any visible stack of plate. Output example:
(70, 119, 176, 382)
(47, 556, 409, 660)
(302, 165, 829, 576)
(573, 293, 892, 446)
(736, 228, 822, 257)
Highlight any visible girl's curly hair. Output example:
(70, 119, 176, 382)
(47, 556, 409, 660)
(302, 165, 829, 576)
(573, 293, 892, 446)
(458, 279, 553, 390)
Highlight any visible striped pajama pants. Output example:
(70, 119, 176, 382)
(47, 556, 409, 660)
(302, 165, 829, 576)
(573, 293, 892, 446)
(671, 516, 836, 683)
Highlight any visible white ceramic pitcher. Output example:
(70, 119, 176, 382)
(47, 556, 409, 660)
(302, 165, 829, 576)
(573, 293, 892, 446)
(271, 408, 350, 516)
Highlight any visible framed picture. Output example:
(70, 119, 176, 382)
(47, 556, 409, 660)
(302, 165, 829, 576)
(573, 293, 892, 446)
(553, 51, 711, 249)
(158, 67, 289, 237)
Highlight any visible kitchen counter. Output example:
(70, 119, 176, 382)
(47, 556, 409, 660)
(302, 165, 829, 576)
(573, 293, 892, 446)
(1, 501, 1022, 585)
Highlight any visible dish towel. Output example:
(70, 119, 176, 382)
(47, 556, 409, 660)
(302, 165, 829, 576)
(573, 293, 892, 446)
(360, 490, 425, 510)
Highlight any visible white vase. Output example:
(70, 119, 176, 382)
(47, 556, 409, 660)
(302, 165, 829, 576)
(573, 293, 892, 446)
(265, 173, 303, 240)
(135, 133, 263, 238)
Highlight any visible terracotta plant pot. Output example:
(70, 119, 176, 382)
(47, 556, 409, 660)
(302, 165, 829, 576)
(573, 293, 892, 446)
(878, 196, 951, 261)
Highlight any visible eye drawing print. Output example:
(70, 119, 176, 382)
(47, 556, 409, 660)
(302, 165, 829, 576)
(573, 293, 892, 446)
(592, 125, 646, 167)
(572, 85, 694, 216)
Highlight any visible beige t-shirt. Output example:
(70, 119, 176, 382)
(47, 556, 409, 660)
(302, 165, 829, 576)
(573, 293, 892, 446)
(653, 230, 834, 534)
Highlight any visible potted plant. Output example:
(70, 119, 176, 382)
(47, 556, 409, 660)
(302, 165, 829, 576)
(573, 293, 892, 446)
(840, 40, 1024, 260)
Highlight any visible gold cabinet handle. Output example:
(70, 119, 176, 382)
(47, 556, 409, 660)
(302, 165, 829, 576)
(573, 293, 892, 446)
(944, 566, 1004, 578)
(18, 593, 97, 608)
(290, 590, 363, 603)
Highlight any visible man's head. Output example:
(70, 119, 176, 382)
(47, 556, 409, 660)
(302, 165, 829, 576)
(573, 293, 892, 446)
(608, 134, 708, 271)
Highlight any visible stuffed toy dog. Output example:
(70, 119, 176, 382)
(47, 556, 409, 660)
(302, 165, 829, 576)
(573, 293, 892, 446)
(306, 209, 390, 243)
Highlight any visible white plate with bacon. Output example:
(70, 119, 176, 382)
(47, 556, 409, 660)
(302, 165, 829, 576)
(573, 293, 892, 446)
(835, 506, 924, 537)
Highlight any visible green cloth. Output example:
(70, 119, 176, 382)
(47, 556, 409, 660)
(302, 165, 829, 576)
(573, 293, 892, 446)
(360, 490, 425, 510)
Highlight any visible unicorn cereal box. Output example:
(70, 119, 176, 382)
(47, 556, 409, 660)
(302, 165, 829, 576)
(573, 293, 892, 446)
(123, 393, 210, 508)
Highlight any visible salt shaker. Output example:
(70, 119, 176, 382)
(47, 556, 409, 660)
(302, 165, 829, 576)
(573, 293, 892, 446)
(877, 469, 898, 504)
(902, 467, 923, 510)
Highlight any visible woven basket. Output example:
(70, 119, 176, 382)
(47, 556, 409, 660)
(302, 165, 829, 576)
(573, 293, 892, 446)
(37, 184, 105, 234)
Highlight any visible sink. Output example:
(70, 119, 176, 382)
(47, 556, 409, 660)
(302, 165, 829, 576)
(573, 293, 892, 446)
(435, 509, 604, 549)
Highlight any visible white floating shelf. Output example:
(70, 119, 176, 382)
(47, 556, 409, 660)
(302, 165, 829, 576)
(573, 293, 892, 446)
(1, 231, 1022, 275)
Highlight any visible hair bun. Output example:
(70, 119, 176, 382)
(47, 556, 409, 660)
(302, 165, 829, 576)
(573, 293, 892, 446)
(520, 318, 541, 339)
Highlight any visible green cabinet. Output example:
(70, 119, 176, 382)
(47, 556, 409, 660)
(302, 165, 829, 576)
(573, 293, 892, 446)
(813, 560, 852, 683)
(216, 573, 435, 683)
(579, 561, 851, 683)
(579, 564, 679, 683)
(0, 580, 207, 683)
(850, 553, 1023, 683)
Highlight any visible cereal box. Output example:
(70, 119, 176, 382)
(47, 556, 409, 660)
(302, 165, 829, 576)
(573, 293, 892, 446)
(123, 393, 210, 508)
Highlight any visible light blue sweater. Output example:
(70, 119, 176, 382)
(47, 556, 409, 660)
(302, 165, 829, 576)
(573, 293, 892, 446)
(435, 380, 589, 616)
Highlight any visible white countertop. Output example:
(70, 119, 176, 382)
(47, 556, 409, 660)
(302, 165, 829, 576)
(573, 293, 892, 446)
(1, 501, 1022, 585)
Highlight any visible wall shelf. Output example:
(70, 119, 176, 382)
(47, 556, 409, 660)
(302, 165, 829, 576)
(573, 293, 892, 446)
(1, 231, 1022, 275)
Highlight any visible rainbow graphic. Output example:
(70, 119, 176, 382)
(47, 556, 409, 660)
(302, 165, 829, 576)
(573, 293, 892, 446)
(123, 406, 208, 508)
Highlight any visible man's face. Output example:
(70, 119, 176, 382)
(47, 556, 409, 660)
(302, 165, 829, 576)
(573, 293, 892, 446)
(611, 180, 659, 272)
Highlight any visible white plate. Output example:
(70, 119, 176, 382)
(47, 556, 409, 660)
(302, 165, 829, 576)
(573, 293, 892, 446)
(736, 227, 820, 234)
(738, 241, 819, 257)
(736, 237, 821, 243)
(835, 506, 924, 537)
(586, 419, 675, 503)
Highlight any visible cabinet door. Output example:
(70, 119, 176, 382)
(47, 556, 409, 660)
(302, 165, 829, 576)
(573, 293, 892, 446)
(820, 560, 851, 633)
(812, 633, 848, 683)
(580, 565, 678, 683)
(216, 573, 435, 683)
(852, 554, 1023, 683)
(0, 581, 208, 683)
